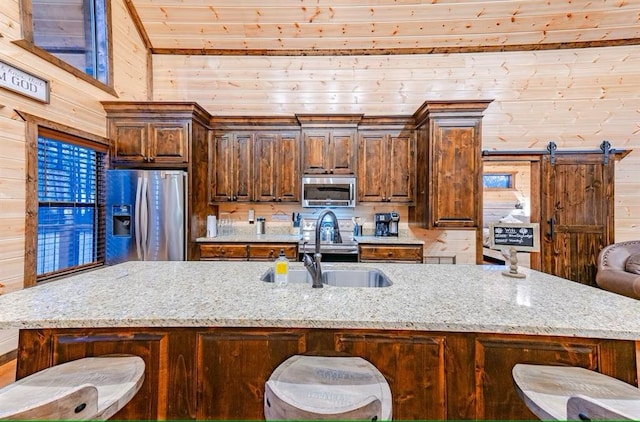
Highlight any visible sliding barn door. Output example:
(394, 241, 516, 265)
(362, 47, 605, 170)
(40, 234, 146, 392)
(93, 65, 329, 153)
(541, 154, 615, 286)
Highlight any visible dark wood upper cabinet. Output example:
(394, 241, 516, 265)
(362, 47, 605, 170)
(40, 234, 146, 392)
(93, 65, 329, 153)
(103, 104, 195, 166)
(254, 132, 300, 202)
(210, 131, 253, 202)
(412, 101, 493, 228)
(358, 129, 415, 203)
(297, 114, 362, 175)
(301, 129, 357, 175)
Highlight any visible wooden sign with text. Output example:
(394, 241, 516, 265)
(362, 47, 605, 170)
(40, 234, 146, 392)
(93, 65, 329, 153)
(0, 60, 50, 103)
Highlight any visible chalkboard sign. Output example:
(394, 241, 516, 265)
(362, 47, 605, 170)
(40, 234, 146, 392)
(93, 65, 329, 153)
(489, 223, 540, 252)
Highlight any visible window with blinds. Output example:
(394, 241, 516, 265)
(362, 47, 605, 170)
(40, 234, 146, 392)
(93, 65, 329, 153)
(37, 134, 106, 279)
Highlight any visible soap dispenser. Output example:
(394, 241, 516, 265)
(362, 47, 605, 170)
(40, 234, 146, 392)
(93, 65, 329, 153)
(274, 249, 289, 287)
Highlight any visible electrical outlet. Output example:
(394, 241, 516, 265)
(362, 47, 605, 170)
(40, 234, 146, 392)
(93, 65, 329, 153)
(248, 209, 255, 223)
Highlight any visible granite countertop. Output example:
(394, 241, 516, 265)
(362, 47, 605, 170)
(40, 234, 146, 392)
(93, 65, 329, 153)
(1, 261, 640, 340)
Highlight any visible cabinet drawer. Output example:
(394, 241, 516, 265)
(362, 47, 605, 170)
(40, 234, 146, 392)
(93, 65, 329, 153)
(249, 244, 298, 261)
(359, 244, 423, 263)
(200, 244, 248, 260)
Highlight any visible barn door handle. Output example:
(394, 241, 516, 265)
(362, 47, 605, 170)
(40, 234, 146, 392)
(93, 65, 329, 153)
(547, 217, 555, 240)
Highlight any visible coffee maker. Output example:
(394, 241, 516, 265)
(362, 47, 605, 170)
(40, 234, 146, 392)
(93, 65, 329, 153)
(375, 212, 400, 236)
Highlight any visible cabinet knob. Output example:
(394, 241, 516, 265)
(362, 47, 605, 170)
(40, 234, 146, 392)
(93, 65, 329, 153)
(221, 249, 226, 254)
(387, 251, 393, 257)
(233, 195, 238, 201)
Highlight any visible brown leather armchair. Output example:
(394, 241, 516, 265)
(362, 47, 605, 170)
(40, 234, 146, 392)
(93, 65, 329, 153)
(596, 240, 640, 300)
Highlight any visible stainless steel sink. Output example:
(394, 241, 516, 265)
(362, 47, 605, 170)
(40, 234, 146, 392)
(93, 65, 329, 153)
(261, 269, 312, 284)
(260, 268, 392, 287)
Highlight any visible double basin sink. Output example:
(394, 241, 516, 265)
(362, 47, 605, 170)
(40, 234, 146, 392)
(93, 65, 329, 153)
(261, 268, 392, 288)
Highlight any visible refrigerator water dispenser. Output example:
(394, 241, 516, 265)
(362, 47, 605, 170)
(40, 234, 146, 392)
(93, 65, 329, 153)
(112, 205, 131, 237)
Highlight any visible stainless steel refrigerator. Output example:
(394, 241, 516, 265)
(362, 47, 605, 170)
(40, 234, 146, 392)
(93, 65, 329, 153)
(106, 170, 187, 265)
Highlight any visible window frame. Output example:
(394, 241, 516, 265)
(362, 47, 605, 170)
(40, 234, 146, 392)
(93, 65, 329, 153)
(14, 0, 116, 95)
(22, 112, 110, 287)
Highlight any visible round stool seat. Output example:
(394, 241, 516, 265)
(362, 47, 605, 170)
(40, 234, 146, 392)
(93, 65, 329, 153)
(512, 363, 640, 420)
(264, 355, 392, 420)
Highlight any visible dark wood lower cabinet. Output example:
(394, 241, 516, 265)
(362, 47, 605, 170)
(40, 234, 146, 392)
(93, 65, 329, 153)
(197, 331, 306, 420)
(16, 328, 638, 420)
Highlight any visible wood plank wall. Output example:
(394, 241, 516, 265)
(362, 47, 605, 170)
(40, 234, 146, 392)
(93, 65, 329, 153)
(0, 0, 148, 351)
(153, 47, 640, 246)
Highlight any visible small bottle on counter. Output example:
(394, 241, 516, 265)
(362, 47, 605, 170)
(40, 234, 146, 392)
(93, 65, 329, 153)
(274, 249, 289, 287)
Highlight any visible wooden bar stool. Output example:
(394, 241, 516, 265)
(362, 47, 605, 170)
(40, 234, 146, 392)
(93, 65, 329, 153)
(264, 354, 392, 420)
(0, 355, 145, 420)
(512, 363, 640, 420)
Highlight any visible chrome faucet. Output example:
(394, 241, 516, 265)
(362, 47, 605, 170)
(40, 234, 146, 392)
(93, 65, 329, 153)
(302, 209, 343, 288)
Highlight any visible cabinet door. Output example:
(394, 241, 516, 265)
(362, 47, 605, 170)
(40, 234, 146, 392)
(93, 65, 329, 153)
(276, 133, 300, 201)
(149, 121, 189, 163)
(249, 244, 298, 261)
(50, 331, 170, 420)
(210, 133, 234, 202)
(387, 133, 414, 203)
(197, 330, 306, 420)
(475, 336, 600, 420)
(336, 332, 447, 420)
(358, 244, 423, 263)
(430, 119, 481, 227)
(330, 130, 356, 174)
(254, 133, 278, 202)
(301, 131, 330, 174)
(200, 244, 248, 260)
(111, 120, 148, 163)
(233, 133, 253, 202)
(358, 133, 387, 202)
(210, 132, 253, 202)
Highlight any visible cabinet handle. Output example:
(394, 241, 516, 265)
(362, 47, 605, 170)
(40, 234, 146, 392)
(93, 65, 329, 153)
(228, 196, 232, 201)
(233, 195, 238, 201)
(273, 196, 276, 201)
(221, 249, 226, 254)
(148, 156, 155, 162)
(387, 251, 393, 257)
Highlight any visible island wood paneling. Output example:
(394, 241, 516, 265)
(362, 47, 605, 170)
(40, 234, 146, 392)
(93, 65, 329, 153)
(15, 327, 639, 420)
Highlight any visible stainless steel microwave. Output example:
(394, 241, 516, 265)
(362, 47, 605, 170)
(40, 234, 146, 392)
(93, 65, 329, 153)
(301, 176, 356, 208)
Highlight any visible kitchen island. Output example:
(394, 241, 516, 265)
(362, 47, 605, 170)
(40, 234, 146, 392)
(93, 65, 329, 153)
(1, 261, 639, 420)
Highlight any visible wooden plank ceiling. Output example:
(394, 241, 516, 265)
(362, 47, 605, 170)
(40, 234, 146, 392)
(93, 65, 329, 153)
(126, 0, 640, 55)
